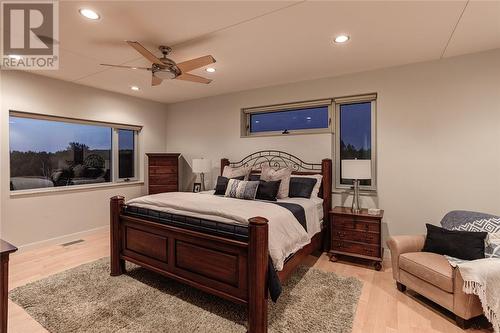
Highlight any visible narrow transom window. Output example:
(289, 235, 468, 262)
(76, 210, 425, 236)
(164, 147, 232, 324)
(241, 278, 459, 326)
(242, 99, 332, 136)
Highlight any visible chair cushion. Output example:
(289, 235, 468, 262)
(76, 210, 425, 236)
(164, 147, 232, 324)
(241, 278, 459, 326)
(399, 252, 454, 293)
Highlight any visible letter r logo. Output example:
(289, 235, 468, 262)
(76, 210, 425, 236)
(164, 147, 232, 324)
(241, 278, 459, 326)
(3, 2, 54, 55)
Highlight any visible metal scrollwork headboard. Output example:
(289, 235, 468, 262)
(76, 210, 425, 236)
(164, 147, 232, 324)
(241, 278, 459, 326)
(225, 150, 322, 173)
(220, 150, 333, 247)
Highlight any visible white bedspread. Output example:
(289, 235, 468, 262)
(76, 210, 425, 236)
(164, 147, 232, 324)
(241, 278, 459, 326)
(127, 192, 320, 271)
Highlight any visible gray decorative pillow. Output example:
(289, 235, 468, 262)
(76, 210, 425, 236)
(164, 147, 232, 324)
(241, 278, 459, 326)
(260, 164, 292, 199)
(224, 179, 259, 200)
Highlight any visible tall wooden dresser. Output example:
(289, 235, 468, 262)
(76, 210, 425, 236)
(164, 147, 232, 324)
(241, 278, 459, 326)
(329, 206, 384, 270)
(147, 153, 181, 194)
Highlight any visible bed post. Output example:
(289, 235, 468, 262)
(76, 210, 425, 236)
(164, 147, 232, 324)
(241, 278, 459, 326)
(110, 196, 125, 276)
(221, 158, 230, 176)
(321, 159, 332, 251)
(248, 216, 269, 333)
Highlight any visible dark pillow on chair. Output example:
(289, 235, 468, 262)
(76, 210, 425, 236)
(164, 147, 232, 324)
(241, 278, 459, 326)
(214, 176, 244, 195)
(255, 180, 281, 201)
(422, 224, 487, 260)
(288, 177, 317, 198)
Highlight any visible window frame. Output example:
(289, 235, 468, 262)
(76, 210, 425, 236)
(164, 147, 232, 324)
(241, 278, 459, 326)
(334, 94, 377, 192)
(241, 99, 333, 137)
(114, 129, 139, 182)
(8, 110, 142, 193)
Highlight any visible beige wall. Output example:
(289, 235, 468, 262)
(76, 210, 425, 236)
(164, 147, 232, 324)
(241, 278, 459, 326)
(0, 71, 168, 247)
(165, 49, 500, 239)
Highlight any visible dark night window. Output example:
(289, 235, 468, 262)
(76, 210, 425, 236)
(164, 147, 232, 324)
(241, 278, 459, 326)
(243, 101, 331, 136)
(336, 98, 376, 190)
(118, 129, 135, 179)
(250, 106, 329, 134)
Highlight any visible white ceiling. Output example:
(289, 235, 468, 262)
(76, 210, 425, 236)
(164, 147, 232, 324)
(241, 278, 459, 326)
(31, 0, 500, 104)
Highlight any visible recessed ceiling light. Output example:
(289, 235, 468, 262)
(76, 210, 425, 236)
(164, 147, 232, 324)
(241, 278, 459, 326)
(205, 67, 216, 73)
(8, 54, 21, 60)
(130, 86, 140, 91)
(334, 34, 350, 44)
(79, 8, 100, 20)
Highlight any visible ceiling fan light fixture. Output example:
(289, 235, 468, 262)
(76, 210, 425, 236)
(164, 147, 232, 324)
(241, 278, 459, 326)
(205, 67, 216, 73)
(334, 34, 350, 44)
(154, 71, 177, 80)
(79, 8, 100, 20)
(130, 86, 140, 91)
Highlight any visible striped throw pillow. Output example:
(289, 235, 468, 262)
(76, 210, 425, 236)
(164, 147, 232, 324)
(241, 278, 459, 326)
(224, 179, 259, 200)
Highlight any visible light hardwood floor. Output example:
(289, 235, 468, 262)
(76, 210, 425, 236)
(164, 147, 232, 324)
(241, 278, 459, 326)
(7, 230, 492, 333)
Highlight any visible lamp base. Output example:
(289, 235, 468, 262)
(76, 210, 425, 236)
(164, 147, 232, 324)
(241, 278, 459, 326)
(200, 173, 206, 192)
(351, 179, 361, 213)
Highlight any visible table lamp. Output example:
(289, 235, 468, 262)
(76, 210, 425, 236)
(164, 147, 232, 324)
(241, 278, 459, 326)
(341, 159, 372, 212)
(192, 158, 211, 191)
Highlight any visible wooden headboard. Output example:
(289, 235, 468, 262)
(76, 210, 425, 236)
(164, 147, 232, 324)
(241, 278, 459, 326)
(220, 150, 332, 231)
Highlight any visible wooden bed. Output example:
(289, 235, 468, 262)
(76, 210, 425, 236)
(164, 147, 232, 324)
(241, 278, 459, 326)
(110, 151, 332, 333)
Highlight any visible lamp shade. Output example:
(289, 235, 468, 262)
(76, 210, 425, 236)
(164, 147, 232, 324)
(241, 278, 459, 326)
(341, 159, 371, 180)
(192, 158, 211, 173)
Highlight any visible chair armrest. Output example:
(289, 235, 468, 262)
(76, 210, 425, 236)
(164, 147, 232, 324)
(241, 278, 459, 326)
(386, 235, 426, 281)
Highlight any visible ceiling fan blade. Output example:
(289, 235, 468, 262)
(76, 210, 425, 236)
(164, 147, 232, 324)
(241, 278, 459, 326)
(176, 55, 216, 73)
(100, 64, 150, 70)
(176, 73, 212, 84)
(152, 75, 162, 86)
(126, 41, 164, 66)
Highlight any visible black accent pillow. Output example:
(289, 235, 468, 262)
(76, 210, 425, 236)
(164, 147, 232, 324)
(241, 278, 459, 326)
(214, 176, 244, 195)
(422, 224, 487, 260)
(248, 174, 261, 181)
(255, 180, 281, 201)
(288, 177, 317, 198)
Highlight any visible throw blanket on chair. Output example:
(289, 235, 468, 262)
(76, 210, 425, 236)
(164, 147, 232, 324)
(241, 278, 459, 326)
(441, 211, 500, 332)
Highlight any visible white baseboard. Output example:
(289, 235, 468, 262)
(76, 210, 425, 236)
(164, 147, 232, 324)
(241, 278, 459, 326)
(17, 225, 108, 253)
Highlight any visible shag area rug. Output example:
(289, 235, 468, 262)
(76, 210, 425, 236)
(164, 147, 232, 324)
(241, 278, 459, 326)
(10, 258, 362, 333)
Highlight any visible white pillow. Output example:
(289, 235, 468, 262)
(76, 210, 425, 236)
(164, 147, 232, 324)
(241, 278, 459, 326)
(222, 165, 251, 180)
(260, 164, 292, 199)
(292, 174, 323, 198)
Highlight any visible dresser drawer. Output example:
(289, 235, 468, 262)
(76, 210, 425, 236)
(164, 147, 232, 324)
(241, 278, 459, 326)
(149, 166, 178, 175)
(331, 240, 380, 258)
(334, 217, 380, 233)
(149, 185, 178, 194)
(149, 158, 178, 167)
(332, 228, 379, 245)
(149, 175, 178, 185)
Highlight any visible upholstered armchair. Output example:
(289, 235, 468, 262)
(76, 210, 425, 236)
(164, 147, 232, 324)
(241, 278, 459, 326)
(387, 210, 496, 328)
(387, 233, 483, 328)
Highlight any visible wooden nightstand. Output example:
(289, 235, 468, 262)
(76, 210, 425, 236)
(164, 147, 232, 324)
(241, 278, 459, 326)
(329, 206, 384, 271)
(1, 239, 17, 333)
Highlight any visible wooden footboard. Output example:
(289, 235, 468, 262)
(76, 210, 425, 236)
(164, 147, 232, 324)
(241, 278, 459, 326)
(110, 196, 269, 333)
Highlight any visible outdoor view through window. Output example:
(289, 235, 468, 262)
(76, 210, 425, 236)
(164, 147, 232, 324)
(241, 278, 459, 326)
(9, 116, 112, 191)
(339, 102, 372, 186)
(118, 129, 135, 179)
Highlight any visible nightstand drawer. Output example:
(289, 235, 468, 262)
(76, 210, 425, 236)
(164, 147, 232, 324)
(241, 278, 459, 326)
(332, 228, 379, 245)
(332, 240, 380, 258)
(334, 217, 380, 233)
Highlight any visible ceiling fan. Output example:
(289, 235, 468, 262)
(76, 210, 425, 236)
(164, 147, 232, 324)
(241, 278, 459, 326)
(101, 41, 216, 86)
